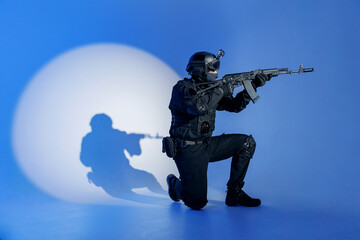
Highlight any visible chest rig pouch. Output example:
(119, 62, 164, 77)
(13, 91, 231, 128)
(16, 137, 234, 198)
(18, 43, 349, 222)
(196, 110, 216, 134)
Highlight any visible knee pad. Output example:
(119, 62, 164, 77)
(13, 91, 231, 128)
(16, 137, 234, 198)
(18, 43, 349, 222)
(240, 135, 256, 159)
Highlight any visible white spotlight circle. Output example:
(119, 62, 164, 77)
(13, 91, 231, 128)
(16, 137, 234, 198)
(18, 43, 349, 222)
(12, 44, 180, 204)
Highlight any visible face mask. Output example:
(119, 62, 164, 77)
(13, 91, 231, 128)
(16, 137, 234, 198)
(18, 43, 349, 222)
(206, 72, 218, 82)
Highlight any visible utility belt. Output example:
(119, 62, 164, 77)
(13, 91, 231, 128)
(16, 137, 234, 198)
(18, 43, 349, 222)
(162, 137, 203, 159)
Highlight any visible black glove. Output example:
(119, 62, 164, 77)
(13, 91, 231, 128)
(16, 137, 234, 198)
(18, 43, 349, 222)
(252, 73, 272, 88)
(221, 82, 234, 97)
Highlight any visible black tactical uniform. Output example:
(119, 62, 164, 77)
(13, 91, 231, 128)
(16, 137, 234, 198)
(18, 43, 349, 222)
(165, 51, 269, 210)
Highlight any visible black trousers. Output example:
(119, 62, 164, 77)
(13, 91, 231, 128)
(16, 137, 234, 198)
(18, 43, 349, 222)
(174, 134, 254, 210)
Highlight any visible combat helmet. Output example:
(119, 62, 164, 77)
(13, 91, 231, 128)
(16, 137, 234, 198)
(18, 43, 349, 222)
(186, 49, 224, 81)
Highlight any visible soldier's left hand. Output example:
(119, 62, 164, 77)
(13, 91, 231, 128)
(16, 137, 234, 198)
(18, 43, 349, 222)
(253, 73, 272, 88)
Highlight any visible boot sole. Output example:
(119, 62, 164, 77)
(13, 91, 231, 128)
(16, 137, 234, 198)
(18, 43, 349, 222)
(167, 174, 180, 202)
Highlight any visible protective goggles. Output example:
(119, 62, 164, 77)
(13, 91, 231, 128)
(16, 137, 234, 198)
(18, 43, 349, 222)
(206, 59, 220, 71)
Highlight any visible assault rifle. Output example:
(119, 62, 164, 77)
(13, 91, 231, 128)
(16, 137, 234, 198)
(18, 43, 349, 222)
(195, 64, 315, 103)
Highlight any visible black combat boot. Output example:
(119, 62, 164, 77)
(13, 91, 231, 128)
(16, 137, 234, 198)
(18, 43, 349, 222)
(225, 186, 261, 207)
(167, 174, 180, 202)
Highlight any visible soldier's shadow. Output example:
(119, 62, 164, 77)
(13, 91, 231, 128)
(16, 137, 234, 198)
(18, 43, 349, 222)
(80, 113, 166, 204)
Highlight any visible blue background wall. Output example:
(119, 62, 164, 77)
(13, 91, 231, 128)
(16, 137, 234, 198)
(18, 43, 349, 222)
(0, 0, 359, 239)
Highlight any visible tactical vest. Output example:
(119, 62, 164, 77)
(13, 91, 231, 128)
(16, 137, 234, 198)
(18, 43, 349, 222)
(170, 109, 216, 140)
(169, 79, 217, 140)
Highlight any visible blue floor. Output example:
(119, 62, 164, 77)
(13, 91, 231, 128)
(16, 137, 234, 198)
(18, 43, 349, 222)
(1, 188, 358, 240)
